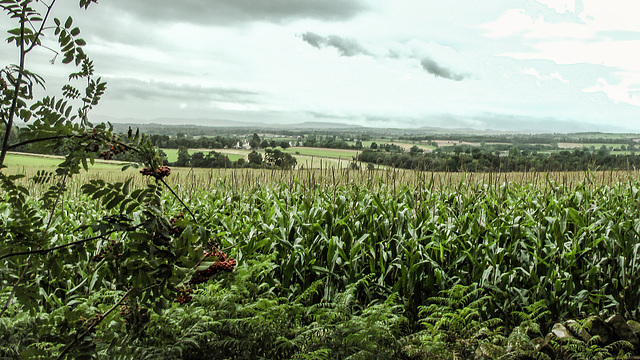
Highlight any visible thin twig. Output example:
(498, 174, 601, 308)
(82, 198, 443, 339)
(25, 0, 56, 54)
(0, 262, 30, 317)
(56, 288, 132, 360)
(0, 3, 26, 166)
(159, 177, 197, 224)
(0, 232, 116, 261)
(7, 134, 77, 150)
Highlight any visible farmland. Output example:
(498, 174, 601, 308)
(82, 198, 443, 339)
(4, 0, 640, 357)
(5, 129, 640, 359)
(3, 153, 640, 358)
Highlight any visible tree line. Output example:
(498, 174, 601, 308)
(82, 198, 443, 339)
(167, 146, 297, 170)
(358, 146, 640, 172)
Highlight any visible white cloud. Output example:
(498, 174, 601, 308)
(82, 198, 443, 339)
(214, 101, 262, 112)
(550, 72, 569, 83)
(504, 40, 640, 72)
(522, 68, 569, 83)
(482, 9, 534, 38)
(580, 0, 640, 33)
(584, 78, 640, 106)
(535, 0, 576, 13)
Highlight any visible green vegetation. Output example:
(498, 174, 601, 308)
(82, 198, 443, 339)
(4, 153, 125, 169)
(282, 146, 359, 158)
(3, 1, 640, 359)
(3, 166, 640, 358)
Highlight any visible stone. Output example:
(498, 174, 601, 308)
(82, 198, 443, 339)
(564, 319, 592, 342)
(628, 320, 640, 335)
(606, 314, 640, 349)
(585, 316, 613, 345)
(551, 323, 575, 340)
(535, 335, 556, 360)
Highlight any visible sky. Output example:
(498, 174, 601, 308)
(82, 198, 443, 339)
(2, 0, 640, 132)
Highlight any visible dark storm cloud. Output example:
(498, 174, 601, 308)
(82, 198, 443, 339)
(301, 32, 370, 57)
(105, 78, 260, 103)
(301, 32, 325, 48)
(301, 33, 471, 80)
(103, 0, 369, 25)
(420, 58, 469, 81)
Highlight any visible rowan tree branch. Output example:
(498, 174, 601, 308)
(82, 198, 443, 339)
(25, 0, 57, 54)
(0, 231, 117, 261)
(0, 3, 26, 166)
(7, 134, 77, 150)
(159, 177, 197, 224)
(56, 287, 133, 360)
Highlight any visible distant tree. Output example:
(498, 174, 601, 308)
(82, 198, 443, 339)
(280, 141, 290, 149)
(250, 133, 261, 149)
(158, 149, 169, 164)
(409, 145, 423, 155)
(248, 150, 263, 165)
(176, 146, 191, 166)
(190, 151, 205, 167)
(260, 139, 270, 148)
(370, 142, 378, 150)
(264, 148, 297, 169)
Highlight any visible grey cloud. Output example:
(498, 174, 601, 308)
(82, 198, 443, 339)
(301, 32, 370, 57)
(325, 35, 371, 57)
(105, 78, 260, 103)
(420, 58, 468, 81)
(301, 33, 471, 80)
(102, 0, 369, 25)
(301, 32, 325, 48)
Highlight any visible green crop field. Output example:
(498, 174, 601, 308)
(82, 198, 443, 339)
(4, 162, 640, 358)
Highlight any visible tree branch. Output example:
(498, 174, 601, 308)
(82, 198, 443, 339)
(0, 3, 27, 166)
(25, 0, 56, 54)
(0, 231, 117, 261)
(56, 287, 132, 360)
(6, 134, 77, 150)
(0, 262, 29, 317)
(159, 177, 197, 224)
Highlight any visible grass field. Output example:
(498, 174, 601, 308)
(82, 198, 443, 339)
(282, 146, 359, 159)
(4, 152, 126, 169)
(161, 148, 244, 162)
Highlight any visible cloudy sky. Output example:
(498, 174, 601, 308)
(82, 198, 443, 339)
(3, 0, 640, 132)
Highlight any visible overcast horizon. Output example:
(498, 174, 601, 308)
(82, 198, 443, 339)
(2, 0, 640, 133)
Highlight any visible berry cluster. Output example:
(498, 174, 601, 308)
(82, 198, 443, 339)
(92, 239, 122, 262)
(85, 142, 100, 153)
(140, 165, 171, 179)
(188, 257, 236, 286)
(169, 212, 185, 236)
(120, 305, 150, 330)
(174, 247, 236, 304)
(99, 142, 126, 160)
(174, 286, 194, 304)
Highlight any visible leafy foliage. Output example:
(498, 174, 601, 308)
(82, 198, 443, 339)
(0, 1, 215, 358)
